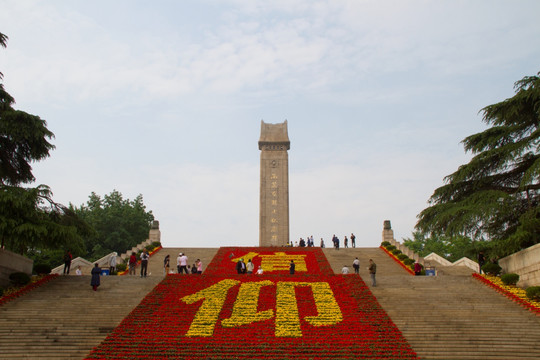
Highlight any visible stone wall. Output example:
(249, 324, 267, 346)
(0, 248, 33, 287)
(499, 243, 540, 288)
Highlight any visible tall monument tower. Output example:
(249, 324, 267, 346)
(259, 120, 290, 247)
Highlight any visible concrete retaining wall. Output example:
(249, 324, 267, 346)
(0, 249, 33, 287)
(499, 243, 540, 288)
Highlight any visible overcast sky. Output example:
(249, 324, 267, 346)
(1, 0, 539, 248)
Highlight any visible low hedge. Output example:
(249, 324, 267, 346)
(403, 258, 415, 266)
(9, 272, 31, 287)
(381, 241, 391, 247)
(116, 263, 127, 272)
(385, 245, 396, 251)
(33, 263, 52, 275)
(391, 249, 402, 255)
(526, 286, 540, 301)
(481, 262, 502, 276)
(501, 273, 519, 286)
(397, 254, 409, 261)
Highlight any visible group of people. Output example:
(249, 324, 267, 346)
(340, 257, 377, 286)
(331, 233, 356, 249)
(235, 258, 264, 274)
(173, 253, 202, 275)
(291, 233, 357, 249)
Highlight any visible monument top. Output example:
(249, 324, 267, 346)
(258, 120, 290, 150)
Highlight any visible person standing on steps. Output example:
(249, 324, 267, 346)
(164, 254, 170, 275)
(236, 258, 246, 274)
(352, 257, 360, 274)
(140, 249, 149, 278)
(196, 259, 203, 274)
(109, 252, 117, 274)
(179, 253, 188, 274)
(63, 250, 72, 275)
(289, 260, 295, 275)
(351, 233, 356, 248)
(344, 236, 348, 248)
(477, 251, 485, 274)
(246, 259, 254, 274)
(91, 263, 101, 291)
(341, 264, 350, 274)
(368, 259, 377, 287)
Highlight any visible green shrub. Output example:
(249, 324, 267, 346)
(403, 258, 415, 266)
(501, 273, 519, 286)
(33, 263, 51, 275)
(151, 241, 161, 249)
(526, 286, 540, 301)
(391, 249, 402, 255)
(481, 262, 502, 276)
(116, 263, 127, 272)
(9, 272, 31, 287)
(397, 254, 408, 261)
(381, 241, 391, 247)
(386, 245, 396, 251)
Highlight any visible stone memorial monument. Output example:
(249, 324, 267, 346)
(259, 120, 290, 246)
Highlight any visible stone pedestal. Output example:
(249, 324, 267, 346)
(259, 120, 290, 247)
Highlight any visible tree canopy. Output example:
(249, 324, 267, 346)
(403, 232, 475, 263)
(73, 190, 154, 261)
(416, 72, 540, 258)
(0, 31, 85, 257)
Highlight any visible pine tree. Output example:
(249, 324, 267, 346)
(417, 72, 540, 257)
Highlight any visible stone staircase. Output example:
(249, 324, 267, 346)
(1, 247, 539, 359)
(324, 247, 540, 360)
(0, 247, 218, 360)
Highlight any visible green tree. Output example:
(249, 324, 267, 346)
(74, 190, 154, 260)
(403, 232, 475, 263)
(0, 32, 87, 257)
(417, 72, 540, 258)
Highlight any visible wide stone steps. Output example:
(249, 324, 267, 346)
(1, 246, 539, 359)
(323, 247, 540, 360)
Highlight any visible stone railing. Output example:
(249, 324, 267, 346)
(423, 252, 479, 272)
(381, 220, 478, 273)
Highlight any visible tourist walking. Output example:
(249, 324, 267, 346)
(140, 249, 149, 278)
(289, 260, 295, 275)
(164, 254, 170, 275)
(91, 263, 101, 291)
(368, 259, 377, 287)
(353, 257, 360, 274)
(351, 233, 356, 248)
(129, 252, 137, 275)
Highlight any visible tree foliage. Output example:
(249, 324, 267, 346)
(417, 72, 540, 257)
(403, 232, 475, 263)
(74, 190, 154, 261)
(0, 31, 86, 257)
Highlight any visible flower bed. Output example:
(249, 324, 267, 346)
(86, 247, 417, 359)
(0, 273, 59, 306)
(204, 246, 334, 276)
(379, 246, 415, 275)
(473, 273, 540, 315)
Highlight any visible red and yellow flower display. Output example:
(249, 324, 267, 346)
(0, 274, 59, 306)
(85, 247, 418, 359)
(473, 273, 540, 315)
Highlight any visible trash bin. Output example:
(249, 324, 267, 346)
(101, 269, 110, 276)
(425, 267, 436, 276)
